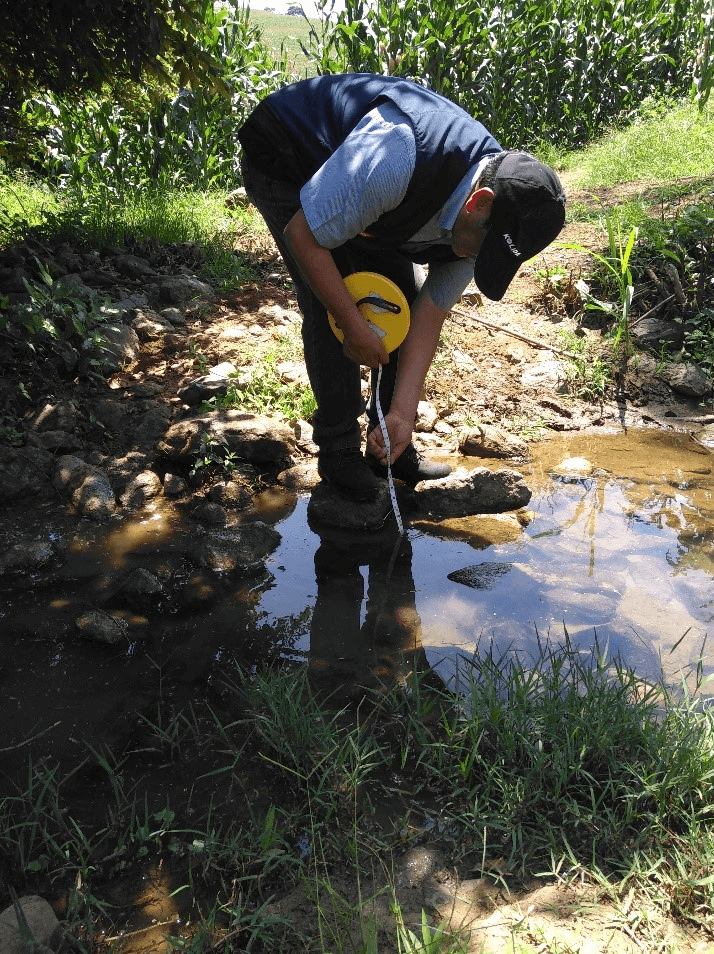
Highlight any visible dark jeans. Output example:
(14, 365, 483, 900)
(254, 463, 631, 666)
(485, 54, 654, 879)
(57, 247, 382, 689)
(241, 158, 423, 453)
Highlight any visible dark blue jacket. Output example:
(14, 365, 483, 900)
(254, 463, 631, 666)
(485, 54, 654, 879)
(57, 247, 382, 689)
(238, 73, 501, 259)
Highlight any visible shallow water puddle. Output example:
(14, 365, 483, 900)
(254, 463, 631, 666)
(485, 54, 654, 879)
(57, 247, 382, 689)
(1, 429, 713, 771)
(259, 429, 714, 694)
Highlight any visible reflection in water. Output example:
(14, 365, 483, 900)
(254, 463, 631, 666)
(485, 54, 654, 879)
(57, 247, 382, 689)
(307, 524, 440, 701)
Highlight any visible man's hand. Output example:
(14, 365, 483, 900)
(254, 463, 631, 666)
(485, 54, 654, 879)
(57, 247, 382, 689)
(284, 209, 393, 368)
(342, 322, 389, 368)
(367, 411, 413, 465)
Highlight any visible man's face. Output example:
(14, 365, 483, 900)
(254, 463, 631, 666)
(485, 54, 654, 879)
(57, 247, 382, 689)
(451, 187, 494, 261)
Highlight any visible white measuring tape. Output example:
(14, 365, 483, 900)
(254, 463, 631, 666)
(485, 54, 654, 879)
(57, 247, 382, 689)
(374, 364, 404, 534)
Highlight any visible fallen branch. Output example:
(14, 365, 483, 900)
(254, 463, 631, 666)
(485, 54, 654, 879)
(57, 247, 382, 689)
(451, 305, 583, 360)
(665, 264, 687, 306)
(628, 294, 675, 327)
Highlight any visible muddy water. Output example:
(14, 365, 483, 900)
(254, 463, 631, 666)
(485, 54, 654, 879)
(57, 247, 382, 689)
(2, 429, 713, 771)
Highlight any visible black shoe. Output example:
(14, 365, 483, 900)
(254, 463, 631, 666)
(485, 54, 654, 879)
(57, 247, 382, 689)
(318, 448, 383, 501)
(368, 443, 452, 486)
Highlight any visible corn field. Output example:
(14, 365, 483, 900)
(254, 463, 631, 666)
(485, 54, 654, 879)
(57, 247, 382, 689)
(25, 0, 714, 190)
(308, 0, 713, 149)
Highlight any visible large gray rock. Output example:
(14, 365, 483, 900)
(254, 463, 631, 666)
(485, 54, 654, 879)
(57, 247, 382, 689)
(0, 446, 54, 500)
(0, 540, 56, 577)
(307, 481, 394, 532)
(77, 609, 129, 645)
(0, 895, 64, 954)
(660, 361, 712, 397)
(412, 467, 531, 518)
(53, 455, 117, 520)
(177, 362, 244, 406)
(459, 424, 530, 460)
(157, 410, 295, 465)
(120, 470, 162, 509)
(159, 275, 213, 305)
(191, 524, 281, 571)
(82, 322, 141, 375)
(631, 317, 684, 351)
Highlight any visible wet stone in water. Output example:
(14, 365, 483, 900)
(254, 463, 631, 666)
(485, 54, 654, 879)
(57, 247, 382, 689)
(447, 561, 514, 589)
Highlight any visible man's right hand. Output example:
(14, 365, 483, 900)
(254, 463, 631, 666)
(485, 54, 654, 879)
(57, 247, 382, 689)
(342, 322, 389, 368)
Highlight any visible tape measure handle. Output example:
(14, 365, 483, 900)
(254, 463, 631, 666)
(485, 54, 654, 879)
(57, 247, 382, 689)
(355, 295, 402, 315)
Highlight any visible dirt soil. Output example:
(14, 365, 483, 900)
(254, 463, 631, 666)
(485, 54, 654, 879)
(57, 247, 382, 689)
(3, 177, 714, 954)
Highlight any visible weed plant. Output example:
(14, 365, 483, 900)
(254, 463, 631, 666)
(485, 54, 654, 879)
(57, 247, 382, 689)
(4, 637, 714, 951)
(201, 350, 317, 423)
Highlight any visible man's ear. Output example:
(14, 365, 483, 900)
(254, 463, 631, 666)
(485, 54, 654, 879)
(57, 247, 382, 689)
(465, 186, 494, 216)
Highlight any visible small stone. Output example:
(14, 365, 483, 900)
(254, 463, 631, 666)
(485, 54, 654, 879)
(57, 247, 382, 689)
(77, 609, 128, 645)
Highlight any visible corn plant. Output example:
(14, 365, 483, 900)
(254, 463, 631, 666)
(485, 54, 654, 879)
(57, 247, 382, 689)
(306, 0, 711, 150)
(28, 3, 286, 194)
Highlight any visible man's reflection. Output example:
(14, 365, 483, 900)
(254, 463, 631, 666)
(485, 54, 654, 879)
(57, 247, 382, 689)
(308, 525, 443, 703)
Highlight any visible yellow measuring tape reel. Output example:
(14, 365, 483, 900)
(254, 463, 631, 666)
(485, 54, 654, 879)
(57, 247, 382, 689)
(329, 272, 410, 533)
(328, 272, 410, 353)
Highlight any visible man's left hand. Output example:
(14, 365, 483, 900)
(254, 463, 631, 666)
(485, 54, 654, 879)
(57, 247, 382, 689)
(367, 411, 412, 465)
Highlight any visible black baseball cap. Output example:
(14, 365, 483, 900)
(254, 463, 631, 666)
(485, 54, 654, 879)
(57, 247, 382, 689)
(473, 151, 566, 301)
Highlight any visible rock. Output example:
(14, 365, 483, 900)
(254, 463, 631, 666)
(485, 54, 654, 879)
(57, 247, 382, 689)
(225, 187, 250, 209)
(412, 467, 531, 518)
(549, 456, 598, 480)
(276, 360, 309, 385)
(159, 275, 214, 305)
(131, 308, 173, 340)
(192, 501, 227, 525)
(55, 245, 84, 272)
(191, 524, 281, 571)
(394, 847, 446, 889)
(160, 307, 186, 326)
(293, 419, 319, 455)
(0, 446, 54, 500)
(460, 423, 530, 460)
(79, 267, 118, 288)
(30, 400, 77, 433)
(278, 461, 320, 491)
(27, 429, 83, 454)
(415, 400, 438, 432)
(163, 473, 188, 496)
(697, 423, 714, 447)
(207, 478, 253, 511)
(177, 362, 241, 406)
(660, 362, 712, 397)
(631, 317, 684, 351)
(521, 359, 569, 392)
(53, 455, 98, 494)
(448, 561, 514, 589)
(77, 609, 128, 645)
(307, 481, 394, 531)
(72, 472, 118, 520)
(121, 470, 162, 509)
(0, 895, 64, 954)
(115, 254, 156, 279)
(83, 322, 141, 375)
(157, 410, 295, 465)
(101, 293, 149, 320)
(53, 455, 117, 519)
(118, 568, 163, 596)
(451, 349, 477, 370)
(0, 541, 56, 576)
